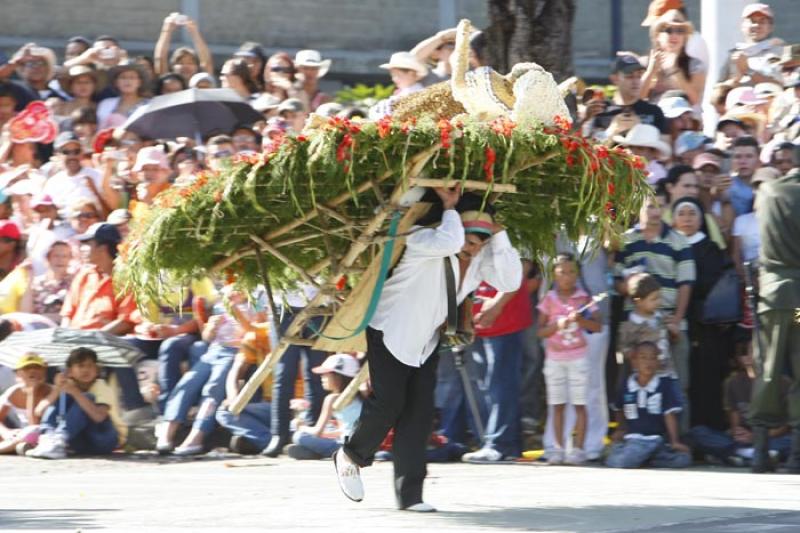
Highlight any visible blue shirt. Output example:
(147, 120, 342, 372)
(729, 175, 754, 217)
(613, 373, 682, 439)
(614, 223, 695, 311)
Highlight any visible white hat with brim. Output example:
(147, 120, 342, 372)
(659, 96, 695, 119)
(613, 123, 672, 158)
(379, 52, 428, 79)
(294, 49, 332, 78)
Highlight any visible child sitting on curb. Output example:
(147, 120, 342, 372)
(286, 353, 362, 460)
(606, 341, 691, 469)
(0, 353, 52, 455)
(28, 348, 125, 459)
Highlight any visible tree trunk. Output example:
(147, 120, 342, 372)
(485, 0, 576, 82)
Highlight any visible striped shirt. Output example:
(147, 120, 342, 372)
(614, 223, 695, 311)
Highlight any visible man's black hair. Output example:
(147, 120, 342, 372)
(732, 136, 760, 151)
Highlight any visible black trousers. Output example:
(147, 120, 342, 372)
(343, 327, 440, 509)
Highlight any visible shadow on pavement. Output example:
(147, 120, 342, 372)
(0, 508, 115, 530)
(434, 505, 800, 532)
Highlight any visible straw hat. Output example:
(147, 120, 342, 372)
(379, 52, 428, 79)
(294, 49, 331, 78)
(649, 10, 694, 41)
(613, 124, 672, 158)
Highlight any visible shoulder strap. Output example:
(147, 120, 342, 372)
(444, 256, 458, 335)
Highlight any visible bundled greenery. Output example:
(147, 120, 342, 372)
(334, 83, 395, 108)
(116, 114, 650, 305)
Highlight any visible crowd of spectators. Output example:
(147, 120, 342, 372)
(0, 2, 797, 474)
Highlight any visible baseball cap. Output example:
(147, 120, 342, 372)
(311, 353, 360, 378)
(31, 193, 55, 209)
(54, 131, 81, 150)
(717, 115, 746, 131)
(76, 222, 121, 246)
(692, 153, 721, 171)
(613, 53, 645, 74)
(132, 146, 170, 172)
(277, 98, 305, 114)
(15, 352, 47, 370)
(742, 3, 773, 20)
(752, 166, 781, 185)
(106, 208, 131, 225)
(659, 96, 694, 119)
(641, 0, 684, 26)
(675, 131, 709, 156)
(0, 220, 21, 240)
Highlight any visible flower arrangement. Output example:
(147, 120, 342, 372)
(116, 114, 649, 305)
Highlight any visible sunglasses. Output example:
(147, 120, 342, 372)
(60, 148, 82, 156)
(660, 27, 687, 35)
(270, 66, 291, 73)
(75, 212, 99, 219)
(0, 237, 18, 243)
(211, 149, 233, 159)
(23, 60, 47, 68)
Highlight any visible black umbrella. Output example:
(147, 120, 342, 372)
(0, 328, 144, 369)
(122, 88, 262, 140)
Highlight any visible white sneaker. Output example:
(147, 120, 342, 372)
(26, 432, 67, 460)
(547, 448, 565, 465)
(565, 448, 587, 465)
(333, 448, 364, 502)
(461, 447, 504, 463)
(404, 502, 437, 512)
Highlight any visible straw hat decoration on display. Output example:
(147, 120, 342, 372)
(294, 50, 332, 78)
(649, 9, 694, 41)
(379, 51, 429, 79)
(613, 123, 672, 159)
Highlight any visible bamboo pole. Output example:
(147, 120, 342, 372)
(229, 145, 441, 414)
(250, 235, 320, 289)
(409, 178, 517, 193)
(332, 362, 369, 411)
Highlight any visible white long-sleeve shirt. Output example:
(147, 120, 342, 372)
(370, 209, 522, 367)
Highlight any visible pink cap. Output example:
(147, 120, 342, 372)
(0, 220, 21, 240)
(31, 193, 55, 209)
(725, 86, 767, 110)
(742, 3, 773, 19)
(132, 146, 170, 172)
(692, 153, 721, 171)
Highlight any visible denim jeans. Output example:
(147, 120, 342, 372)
(688, 425, 793, 462)
(163, 344, 236, 434)
(474, 331, 524, 457)
(270, 308, 326, 441)
(605, 436, 691, 468)
(41, 393, 118, 454)
(216, 401, 272, 450)
(292, 431, 341, 457)
(434, 346, 488, 446)
(157, 335, 206, 413)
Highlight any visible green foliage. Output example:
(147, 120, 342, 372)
(116, 115, 649, 306)
(334, 83, 395, 107)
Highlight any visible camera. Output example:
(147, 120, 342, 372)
(174, 14, 188, 25)
(99, 48, 116, 60)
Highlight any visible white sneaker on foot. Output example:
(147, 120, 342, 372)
(461, 447, 504, 463)
(404, 502, 437, 512)
(547, 448, 565, 465)
(333, 448, 364, 502)
(26, 432, 67, 459)
(565, 448, 587, 465)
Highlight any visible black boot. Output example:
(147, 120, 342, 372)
(261, 435, 288, 457)
(751, 426, 774, 473)
(785, 428, 800, 474)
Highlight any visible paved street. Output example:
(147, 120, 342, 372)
(2, 454, 799, 532)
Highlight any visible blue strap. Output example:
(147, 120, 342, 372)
(308, 210, 402, 341)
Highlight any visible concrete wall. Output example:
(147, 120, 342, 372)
(0, 0, 797, 83)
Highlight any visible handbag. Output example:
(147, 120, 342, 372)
(441, 256, 475, 350)
(701, 268, 743, 324)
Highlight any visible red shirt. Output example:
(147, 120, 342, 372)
(472, 279, 533, 337)
(61, 266, 138, 330)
